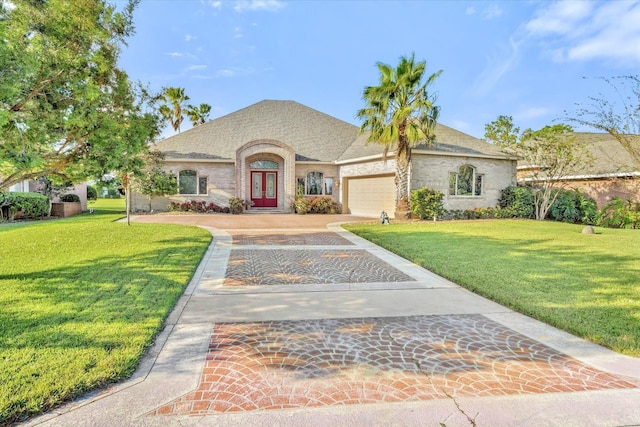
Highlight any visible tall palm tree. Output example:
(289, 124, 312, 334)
(357, 54, 442, 219)
(160, 87, 190, 133)
(185, 103, 212, 127)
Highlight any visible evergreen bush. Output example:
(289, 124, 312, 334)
(86, 185, 98, 201)
(60, 194, 81, 203)
(1, 192, 49, 219)
(410, 187, 445, 220)
(498, 186, 535, 218)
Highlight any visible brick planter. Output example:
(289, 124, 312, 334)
(51, 202, 82, 218)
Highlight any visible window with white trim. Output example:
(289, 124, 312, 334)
(297, 172, 334, 196)
(178, 170, 207, 195)
(449, 165, 483, 196)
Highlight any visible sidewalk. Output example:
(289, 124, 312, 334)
(25, 214, 640, 427)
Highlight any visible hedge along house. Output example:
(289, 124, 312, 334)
(131, 100, 517, 217)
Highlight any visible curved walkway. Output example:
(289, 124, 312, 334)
(27, 214, 640, 426)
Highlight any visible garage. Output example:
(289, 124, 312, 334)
(345, 174, 396, 218)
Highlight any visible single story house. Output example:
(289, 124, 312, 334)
(516, 132, 640, 207)
(132, 100, 517, 217)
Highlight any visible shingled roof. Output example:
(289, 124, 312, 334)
(153, 100, 513, 162)
(569, 132, 640, 177)
(337, 123, 509, 161)
(153, 100, 358, 162)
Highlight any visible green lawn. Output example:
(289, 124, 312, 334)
(344, 220, 640, 357)
(0, 199, 212, 424)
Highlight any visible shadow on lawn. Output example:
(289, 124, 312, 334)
(0, 236, 207, 423)
(1, 237, 203, 342)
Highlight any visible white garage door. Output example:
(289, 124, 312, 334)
(347, 175, 396, 218)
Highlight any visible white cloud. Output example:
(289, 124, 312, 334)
(216, 69, 236, 77)
(473, 37, 522, 95)
(167, 52, 184, 57)
(525, 0, 640, 65)
(466, 3, 502, 20)
(233, 0, 285, 12)
(207, 1, 222, 9)
(482, 4, 503, 20)
(185, 34, 194, 42)
(234, 26, 243, 38)
(214, 67, 255, 78)
(186, 64, 207, 71)
(525, 1, 593, 36)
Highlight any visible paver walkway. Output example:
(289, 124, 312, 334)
(27, 214, 640, 427)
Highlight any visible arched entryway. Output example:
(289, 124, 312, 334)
(236, 140, 296, 211)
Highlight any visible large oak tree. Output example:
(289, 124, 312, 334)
(0, 0, 159, 191)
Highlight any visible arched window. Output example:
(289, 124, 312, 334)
(449, 165, 483, 196)
(250, 160, 279, 169)
(296, 172, 334, 196)
(178, 170, 207, 195)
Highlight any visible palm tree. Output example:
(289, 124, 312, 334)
(160, 87, 190, 133)
(185, 103, 212, 127)
(357, 54, 442, 219)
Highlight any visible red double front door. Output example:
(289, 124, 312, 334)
(251, 171, 277, 208)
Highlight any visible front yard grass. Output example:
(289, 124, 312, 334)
(0, 199, 212, 424)
(344, 220, 640, 357)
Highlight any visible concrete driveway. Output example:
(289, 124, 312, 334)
(27, 213, 640, 427)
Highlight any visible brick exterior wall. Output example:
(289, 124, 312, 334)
(338, 155, 516, 211)
(130, 161, 236, 212)
(50, 202, 82, 217)
(554, 177, 639, 208)
(516, 169, 640, 208)
(412, 155, 517, 210)
(131, 151, 517, 213)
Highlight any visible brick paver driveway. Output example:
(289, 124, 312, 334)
(132, 214, 640, 417)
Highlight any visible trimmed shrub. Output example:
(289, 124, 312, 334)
(1, 192, 49, 219)
(443, 206, 509, 221)
(292, 196, 340, 214)
(598, 197, 640, 229)
(228, 197, 246, 215)
(60, 193, 81, 203)
(498, 186, 535, 219)
(86, 185, 98, 201)
(410, 187, 445, 220)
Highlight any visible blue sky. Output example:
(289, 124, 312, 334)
(119, 0, 640, 139)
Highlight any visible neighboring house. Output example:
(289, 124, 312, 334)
(133, 100, 517, 217)
(517, 132, 640, 207)
(6, 180, 89, 211)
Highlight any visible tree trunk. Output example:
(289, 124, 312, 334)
(395, 140, 412, 219)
